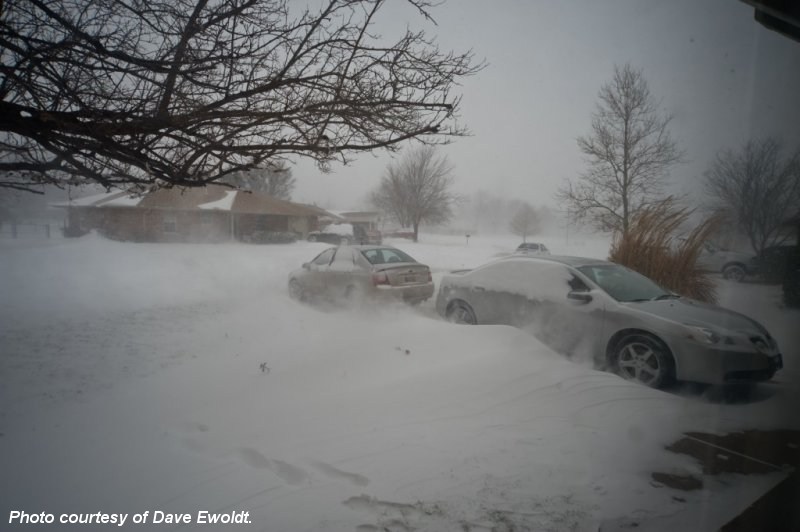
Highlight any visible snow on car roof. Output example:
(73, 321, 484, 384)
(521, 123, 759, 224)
(320, 223, 355, 235)
(498, 254, 610, 268)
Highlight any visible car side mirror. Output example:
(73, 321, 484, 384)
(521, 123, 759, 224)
(302, 262, 310, 270)
(567, 291, 592, 303)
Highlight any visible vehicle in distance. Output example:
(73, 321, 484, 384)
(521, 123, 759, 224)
(515, 242, 550, 255)
(289, 245, 434, 305)
(436, 255, 783, 388)
(694, 241, 758, 282)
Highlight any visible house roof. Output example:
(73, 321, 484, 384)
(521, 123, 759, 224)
(52, 190, 144, 208)
(332, 210, 382, 223)
(55, 185, 332, 218)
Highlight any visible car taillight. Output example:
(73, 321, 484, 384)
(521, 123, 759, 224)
(372, 272, 389, 286)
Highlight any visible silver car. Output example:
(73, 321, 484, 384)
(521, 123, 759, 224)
(289, 245, 434, 305)
(436, 255, 783, 388)
(515, 242, 550, 255)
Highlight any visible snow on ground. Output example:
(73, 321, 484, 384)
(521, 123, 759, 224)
(1, 232, 797, 531)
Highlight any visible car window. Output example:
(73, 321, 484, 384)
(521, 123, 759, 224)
(470, 260, 576, 301)
(567, 273, 589, 292)
(577, 264, 669, 302)
(361, 248, 416, 265)
(312, 248, 335, 266)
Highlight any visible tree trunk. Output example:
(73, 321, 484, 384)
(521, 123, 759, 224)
(413, 221, 420, 243)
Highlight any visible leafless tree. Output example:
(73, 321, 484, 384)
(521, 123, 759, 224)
(222, 162, 295, 200)
(509, 203, 539, 242)
(370, 145, 457, 241)
(0, 0, 483, 194)
(557, 64, 682, 236)
(703, 138, 800, 255)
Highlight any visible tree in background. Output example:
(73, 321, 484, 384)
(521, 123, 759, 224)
(703, 138, 800, 256)
(371, 146, 458, 242)
(222, 163, 296, 200)
(0, 0, 482, 193)
(557, 64, 682, 236)
(445, 191, 558, 236)
(509, 203, 540, 242)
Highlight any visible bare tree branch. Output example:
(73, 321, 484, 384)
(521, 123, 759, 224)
(0, 0, 484, 192)
(703, 137, 800, 255)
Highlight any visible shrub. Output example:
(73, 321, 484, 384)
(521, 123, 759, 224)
(609, 199, 721, 303)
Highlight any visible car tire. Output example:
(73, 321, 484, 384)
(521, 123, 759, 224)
(288, 279, 306, 302)
(722, 263, 746, 282)
(611, 334, 674, 389)
(446, 300, 477, 325)
(308, 235, 317, 242)
(340, 237, 351, 245)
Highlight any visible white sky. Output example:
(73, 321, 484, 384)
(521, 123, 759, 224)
(291, 0, 800, 211)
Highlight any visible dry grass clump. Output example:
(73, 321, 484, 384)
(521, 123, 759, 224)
(609, 199, 721, 303)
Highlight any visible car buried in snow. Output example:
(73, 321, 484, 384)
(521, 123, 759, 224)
(289, 245, 434, 305)
(435, 255, 783, 388)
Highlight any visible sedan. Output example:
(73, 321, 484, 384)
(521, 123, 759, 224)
(515, 242, 550, 255)
(289, 245, 434, 305)
(436, 255, 783, 388)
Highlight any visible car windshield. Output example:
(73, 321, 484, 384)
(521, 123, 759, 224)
(361, 248, 416, 265)
(577, 264, 671, 302)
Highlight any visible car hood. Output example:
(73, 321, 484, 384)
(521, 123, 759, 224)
(624, 298, 764, 335)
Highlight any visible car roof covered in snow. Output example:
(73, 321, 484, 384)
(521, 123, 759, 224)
(499, 254, 611, 268)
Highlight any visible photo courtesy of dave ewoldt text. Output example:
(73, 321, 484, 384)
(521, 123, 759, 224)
(8, 510, 252, 527)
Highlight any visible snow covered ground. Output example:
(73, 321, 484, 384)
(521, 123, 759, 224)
(1, 233, 797, 531)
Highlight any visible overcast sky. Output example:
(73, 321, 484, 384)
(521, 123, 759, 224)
(290, 0, 800, 211)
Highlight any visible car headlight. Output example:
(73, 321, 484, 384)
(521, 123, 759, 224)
(686, 326, 722, 344)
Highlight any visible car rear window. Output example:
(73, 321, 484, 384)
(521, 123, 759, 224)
(361, 248, 416, 265)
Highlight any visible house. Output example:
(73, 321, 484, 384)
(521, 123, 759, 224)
(332, 211, 383, 232)
(54, 185, 333, 243)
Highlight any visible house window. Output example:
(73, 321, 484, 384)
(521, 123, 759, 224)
(163, 213, 177, 233)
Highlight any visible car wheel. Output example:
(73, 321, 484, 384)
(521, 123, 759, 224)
(288, 279, 306, 301)
(611, 334, 674, 388)
(340, 236, 351, 245)
(308, 235, 317, 242)
(722, 263, 746, 282)
(446, 301, 477, 325)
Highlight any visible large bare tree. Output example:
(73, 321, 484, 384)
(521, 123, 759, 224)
(370, 145, 457, 241)
(557, 64, 682, 236)
(703, 137, 800, 255)
(0, 0, 483, 193)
